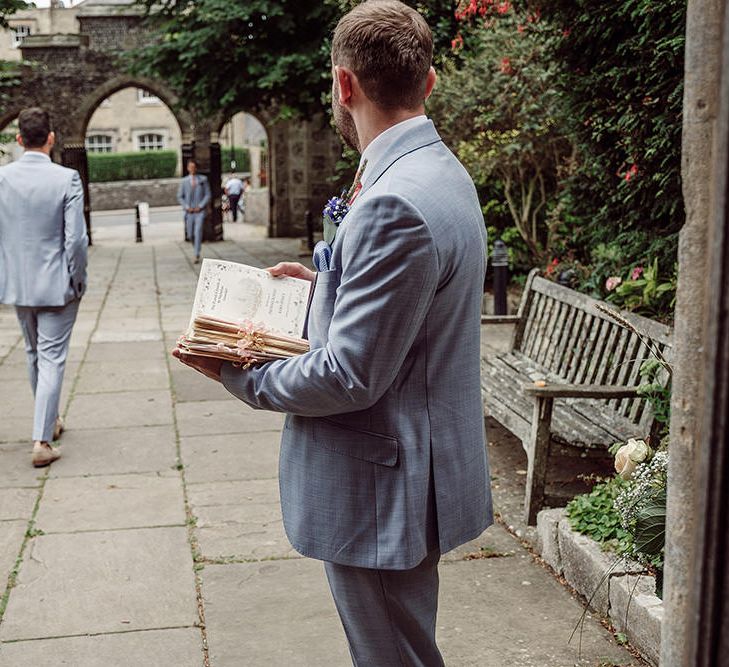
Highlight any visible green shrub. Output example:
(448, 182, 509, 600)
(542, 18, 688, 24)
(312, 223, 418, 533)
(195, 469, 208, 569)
(88, 150, 177, 182)
(566, 477, 632, 552)
(221, 146, 250, 173)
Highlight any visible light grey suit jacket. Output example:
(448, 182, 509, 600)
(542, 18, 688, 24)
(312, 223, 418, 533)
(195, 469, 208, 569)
(0, 152, 88, 307)
(176, 174, 211, 216)
(222, 120, 493, 570)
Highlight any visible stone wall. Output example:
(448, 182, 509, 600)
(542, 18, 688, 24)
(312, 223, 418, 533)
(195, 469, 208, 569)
(89, 177, 179, 211)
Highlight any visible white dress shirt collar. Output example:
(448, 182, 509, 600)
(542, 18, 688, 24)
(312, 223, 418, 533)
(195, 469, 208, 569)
(358, 115, 429, 187)
(20, 151, 51, 162)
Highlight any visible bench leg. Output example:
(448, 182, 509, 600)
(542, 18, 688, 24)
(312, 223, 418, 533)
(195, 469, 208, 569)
(524, 396, 554, 525)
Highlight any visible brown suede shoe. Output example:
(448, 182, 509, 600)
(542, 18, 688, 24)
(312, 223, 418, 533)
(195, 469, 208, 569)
(53, 417, 65, 441)
(32, 441, 61, 468)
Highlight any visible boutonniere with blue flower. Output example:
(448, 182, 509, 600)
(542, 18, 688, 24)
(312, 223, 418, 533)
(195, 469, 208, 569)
(322, 159, 368, 245)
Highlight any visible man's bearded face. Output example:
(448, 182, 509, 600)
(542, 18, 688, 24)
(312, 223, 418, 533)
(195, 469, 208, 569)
(332, 74, 360, 153)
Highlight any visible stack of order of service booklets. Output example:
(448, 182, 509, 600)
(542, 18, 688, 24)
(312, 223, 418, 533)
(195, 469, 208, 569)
(177, 259, 311, 366)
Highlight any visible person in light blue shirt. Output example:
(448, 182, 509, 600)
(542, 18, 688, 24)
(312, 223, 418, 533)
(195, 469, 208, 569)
(224, 174, 244, 222)
(0, 107, 88, 467)
(177, 160, 211, 263)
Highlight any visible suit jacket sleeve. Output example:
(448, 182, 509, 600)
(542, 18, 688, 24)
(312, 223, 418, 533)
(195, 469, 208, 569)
(221, 194, 439, 416)
(177, 179, 187, 208)
(200, 177, 211, 209)
(64, 171, 88, 299)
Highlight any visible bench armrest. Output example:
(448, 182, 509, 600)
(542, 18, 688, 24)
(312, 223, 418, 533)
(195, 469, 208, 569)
(522, 383, 641, 399)
(481, 315, 521, 325)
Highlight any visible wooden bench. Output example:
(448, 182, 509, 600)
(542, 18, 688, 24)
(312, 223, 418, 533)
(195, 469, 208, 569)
(481, 269, 673, 524)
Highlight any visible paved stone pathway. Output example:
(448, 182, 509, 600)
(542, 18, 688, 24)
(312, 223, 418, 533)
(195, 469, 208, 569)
(0, 214, 641, 666)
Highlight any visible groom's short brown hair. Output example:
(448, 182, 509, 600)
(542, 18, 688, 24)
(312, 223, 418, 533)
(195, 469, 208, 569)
(332, 0, 433, 111)
(18, 107, 51, 149)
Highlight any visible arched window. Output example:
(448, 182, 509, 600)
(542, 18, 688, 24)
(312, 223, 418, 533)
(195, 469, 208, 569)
(85, 134, 114, 153)
(137, 133, 165, 151)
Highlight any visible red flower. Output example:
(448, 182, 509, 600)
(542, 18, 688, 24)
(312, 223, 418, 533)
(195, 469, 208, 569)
(451, 34, 464, 51)
(562, 28, 571, 37)
(496, 1, 510, 14)
(500, 57, 513, 75)
(517, 24, 525, 33)
(624, 164, 639, 181)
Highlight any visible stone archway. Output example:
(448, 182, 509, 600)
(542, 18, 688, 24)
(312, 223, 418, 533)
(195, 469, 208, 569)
(2, 1, 343, 241)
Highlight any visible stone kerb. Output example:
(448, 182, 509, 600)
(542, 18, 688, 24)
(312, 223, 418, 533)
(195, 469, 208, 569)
(536, 508, 663, 665)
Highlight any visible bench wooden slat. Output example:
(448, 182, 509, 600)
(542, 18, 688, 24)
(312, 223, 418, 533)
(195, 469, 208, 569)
(543, 300, 570, 372)
(555, 308, 584, 378)
(593, 321, 621, 385)
(536, 297, 562, 368)
(522, 292, 546, 358)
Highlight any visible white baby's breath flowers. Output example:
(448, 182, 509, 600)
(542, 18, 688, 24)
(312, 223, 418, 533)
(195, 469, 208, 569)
(614, 450, 669, 535)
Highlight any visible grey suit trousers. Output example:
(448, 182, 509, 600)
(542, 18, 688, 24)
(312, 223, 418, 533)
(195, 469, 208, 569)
(15, 299, 80, 442)
(185, 212, 205, 257)
(324, 549, 445, 667)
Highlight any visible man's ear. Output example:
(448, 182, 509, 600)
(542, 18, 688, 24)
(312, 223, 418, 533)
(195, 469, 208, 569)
(16, 133, 24, 148)
(335, 65, 354, 106)
(47, 131, 56, 149)
(424, 67, 437, 101)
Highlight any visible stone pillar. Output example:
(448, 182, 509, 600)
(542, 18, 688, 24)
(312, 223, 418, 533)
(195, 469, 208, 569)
(267, 115, 342, 238)
(206, 141, 224, 242)
(661, 0, 726, 664)
(61, 143, 92, 246)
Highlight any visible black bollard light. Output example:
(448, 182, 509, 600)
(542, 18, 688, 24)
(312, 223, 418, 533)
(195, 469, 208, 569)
(305, 210, 314, 251)
(492, 239, 508, 316)
(135, 202, 143, 243)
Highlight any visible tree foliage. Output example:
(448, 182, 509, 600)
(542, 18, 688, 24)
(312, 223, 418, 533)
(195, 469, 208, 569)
(0, 0, 25, 28)
(129, 0, 341, 118)
(129, 1, 458, 121)
(539, 0, 685, 272)
(429, 8, 574, 262)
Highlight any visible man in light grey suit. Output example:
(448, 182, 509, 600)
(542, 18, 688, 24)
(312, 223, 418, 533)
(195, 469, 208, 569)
(177, 159, 210, 264)
(0, 107, 88, 467)
(175, 2, 492, 663)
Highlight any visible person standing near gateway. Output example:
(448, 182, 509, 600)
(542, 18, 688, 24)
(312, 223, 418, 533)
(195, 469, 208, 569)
(0, 107, 88, 467)
(224, 173, 244, 222)
(176, 1, 492, 664)
(177, 159, 210, 264)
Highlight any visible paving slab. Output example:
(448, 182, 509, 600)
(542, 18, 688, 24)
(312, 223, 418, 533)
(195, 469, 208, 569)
(65, 390, 173, 430)
(0, 443, 44, 487)
(203, 559, 350, 666)
(0, 488, 37, 521)
(37, 474, 186, 533)
(47, 425, 177, 478)
(436, 534, 640, 666)
(0, 627, 203, 667)
(0, 527, 198, 641)
(83, 341, 166, 363)
(75, 359, 169, 394)
(188, 479, 295, 561)
(171, 366, 233, 402)
(175, 399, 285, 437)
(180, 432, 280, 484)
(0, 520, 26, 587)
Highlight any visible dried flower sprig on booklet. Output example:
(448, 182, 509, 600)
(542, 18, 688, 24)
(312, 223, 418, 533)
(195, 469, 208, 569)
(177, 259, 311, 367)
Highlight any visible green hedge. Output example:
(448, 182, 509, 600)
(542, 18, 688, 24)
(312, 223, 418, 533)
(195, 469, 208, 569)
(88, 150, 177, 182)
(221, 146, 250, 173)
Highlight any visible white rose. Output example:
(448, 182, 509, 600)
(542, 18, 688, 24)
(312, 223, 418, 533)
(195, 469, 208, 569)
(614, 445, 638, 480)
(614, 439, 652, 481)
(626, 438, 651, 463)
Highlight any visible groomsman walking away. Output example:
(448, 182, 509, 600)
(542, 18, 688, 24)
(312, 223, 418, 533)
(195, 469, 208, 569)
(177, 159, 211, 264)
(176, 1, 492, 664)
(0, 107, 88, 467)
